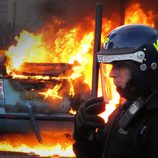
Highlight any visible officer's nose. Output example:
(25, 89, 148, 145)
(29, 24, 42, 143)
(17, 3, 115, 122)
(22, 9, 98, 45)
(109, 66, 118, 78)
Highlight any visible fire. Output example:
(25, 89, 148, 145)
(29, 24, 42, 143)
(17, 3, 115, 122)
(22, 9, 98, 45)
(125, 3, 155, 27)
(6, 30, 52, 72)
(0, 132, 75, 157)
(68, 79, 75, 97)
(6, 25, 94, 88)
(0, 143, 74, 157)
(1, 2, 157, 157)
(98, 65, 120, 122)
(69, 108, 77, 115)
(40, 85, 63, 100)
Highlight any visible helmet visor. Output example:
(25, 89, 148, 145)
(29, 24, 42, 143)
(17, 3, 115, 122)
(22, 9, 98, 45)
(99, 63, 120, 104)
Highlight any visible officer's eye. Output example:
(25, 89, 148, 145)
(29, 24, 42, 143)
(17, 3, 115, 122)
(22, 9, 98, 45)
(112, 62, 130, 69)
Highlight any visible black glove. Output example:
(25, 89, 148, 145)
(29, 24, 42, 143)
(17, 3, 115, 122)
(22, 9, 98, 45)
(73, 97, 105, 142)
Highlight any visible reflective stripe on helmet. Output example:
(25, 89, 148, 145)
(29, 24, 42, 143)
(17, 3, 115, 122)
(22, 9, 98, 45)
(97, 51, 145, 63)
(153, 39, 158, 52)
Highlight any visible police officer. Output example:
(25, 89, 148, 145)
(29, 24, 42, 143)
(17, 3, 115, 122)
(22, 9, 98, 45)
(73, 24, 158, 158)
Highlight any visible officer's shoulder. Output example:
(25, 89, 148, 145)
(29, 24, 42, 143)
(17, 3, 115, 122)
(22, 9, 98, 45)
(144, 92, 158, 114)
(141, 108, 158, 131)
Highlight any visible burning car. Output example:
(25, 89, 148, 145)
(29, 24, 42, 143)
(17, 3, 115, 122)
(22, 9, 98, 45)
(0, 47, 90, 157)
(0, 13, 94, 156)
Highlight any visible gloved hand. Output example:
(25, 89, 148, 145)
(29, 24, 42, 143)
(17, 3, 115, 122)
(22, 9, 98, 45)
(73, 97, 105, 142)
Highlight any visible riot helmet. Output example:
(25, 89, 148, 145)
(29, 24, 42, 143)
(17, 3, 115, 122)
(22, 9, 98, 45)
(97, 24, 158, 101)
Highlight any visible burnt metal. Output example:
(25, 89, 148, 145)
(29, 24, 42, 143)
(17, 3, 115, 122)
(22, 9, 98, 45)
(0, 54, 6, 75)
(15, 62, 72, 76)
(27, 103, 42, 143)
(91, 1, 103, 97)
(3, 76, 89, 114)
(0, 113, 74, 121)
(0, 151, 75, 157)
(0, 151, 41, 158)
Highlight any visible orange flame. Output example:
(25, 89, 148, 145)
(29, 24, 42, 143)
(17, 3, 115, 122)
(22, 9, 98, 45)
(98, 65, 120, 122)
(0, 143, 74, 157)
(39, 85, 63, 100)
(0, 132, 75, 157)
(6, 25, 94, 89)
(69, 108, 77, 115)
(125, 3, 155, 27)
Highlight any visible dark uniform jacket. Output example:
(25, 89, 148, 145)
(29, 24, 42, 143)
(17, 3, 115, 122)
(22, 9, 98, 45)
(73, 90, 158, 158)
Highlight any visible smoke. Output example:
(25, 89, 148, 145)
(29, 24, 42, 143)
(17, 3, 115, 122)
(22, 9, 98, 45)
(35, 0, 158, 28)
(37, 0, 97, 25)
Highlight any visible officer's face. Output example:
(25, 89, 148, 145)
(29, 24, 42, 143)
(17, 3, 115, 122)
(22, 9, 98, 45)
(109, 63, 131, 89)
